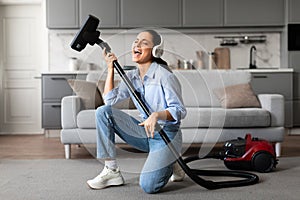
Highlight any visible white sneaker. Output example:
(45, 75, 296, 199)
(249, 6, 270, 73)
(87, 166, 125, 189)
(170, 162, 185, 182)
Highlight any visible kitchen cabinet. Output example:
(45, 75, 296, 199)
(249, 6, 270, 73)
(289, 52, 300, 72)
(182, 0, 223, 27)
(292, 73, 300, 126)
(120, 0, 181, 27)
(79, 0, 119, 28)
(41, 73, 86, 129)
(289, 51, 300, 126)
(46, 0, 288, 29)
(224, 0, 285, 27)
(46, 0, 79, 29)
(250, 72, 293, 127)
(288, 0, 300, 23)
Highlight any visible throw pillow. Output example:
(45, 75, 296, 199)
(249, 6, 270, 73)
(68, 79, 104, 109)
(214, 83, 261, 108)
(97, 80, 136, 109)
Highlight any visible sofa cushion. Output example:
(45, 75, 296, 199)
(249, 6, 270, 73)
(173, 70, 251, 107)
(68, 79, 103, 109)
(214, 83, 261, 108)
(97, 80, 136, 109)
(181, 107, 270, 128)
(77, 107, 270, 129)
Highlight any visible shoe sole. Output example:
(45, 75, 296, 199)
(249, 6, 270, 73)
(170, 176, 184, 182)
(87, 176, 124, 190)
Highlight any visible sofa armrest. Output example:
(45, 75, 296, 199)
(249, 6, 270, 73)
(61, 96, 82, 129)
(257, 94, 284, 127)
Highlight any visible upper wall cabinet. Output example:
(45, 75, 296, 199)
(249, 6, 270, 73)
(289, 0, 300, 23)
(79, 0, 119, 28)
(46, 0, 79, 29)
(224, 0, 285, 26)
(120, 0, 181, 27)
(46, 0, 286, 29)
(183, 0, 223, 27)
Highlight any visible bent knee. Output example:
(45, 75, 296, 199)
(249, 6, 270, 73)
(139, 181, 160, 194)
(139, 171, 171, 194)
(96, 105, 111, 117)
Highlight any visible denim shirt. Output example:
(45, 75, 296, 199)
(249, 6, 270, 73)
(103, 62, 187, 126)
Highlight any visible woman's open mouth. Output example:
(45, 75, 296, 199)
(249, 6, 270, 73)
(134, 49, 142, 55)
(133, 49, 142, 58)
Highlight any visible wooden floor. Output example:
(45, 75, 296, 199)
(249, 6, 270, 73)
(0, 134, 300, 159)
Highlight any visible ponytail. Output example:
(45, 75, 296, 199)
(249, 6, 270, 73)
(153, 57, 172, 73)
(153, 57, 168, 66)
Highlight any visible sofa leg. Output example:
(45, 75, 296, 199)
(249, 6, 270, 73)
(275, 142, 281, 157)
(64, 144, 71, 159)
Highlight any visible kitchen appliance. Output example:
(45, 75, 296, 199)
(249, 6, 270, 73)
(71, 14, 259, 190)
(288, 24, 300, 51)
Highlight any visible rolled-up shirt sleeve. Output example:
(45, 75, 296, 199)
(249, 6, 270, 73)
(163, 74, 187, 124)
(103, 80, 130, 105)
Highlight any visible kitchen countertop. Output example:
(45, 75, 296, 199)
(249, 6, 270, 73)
(236, 68, 293, 73)
(41, 71, 91, 75)
(41, 68, 294, 75)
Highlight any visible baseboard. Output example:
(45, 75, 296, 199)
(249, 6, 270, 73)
(0, 132, 43, 135)
(0, 129, 61, 138)
(287, 128, 300, 135)
(44, 129, 61, 138)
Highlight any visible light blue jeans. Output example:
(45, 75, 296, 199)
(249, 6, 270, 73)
(95, 105, 182, 194)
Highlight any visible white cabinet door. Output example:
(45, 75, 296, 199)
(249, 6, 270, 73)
(0, 5, 43, 134)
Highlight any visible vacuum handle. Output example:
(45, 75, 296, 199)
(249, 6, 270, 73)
(98, 40, 112, 53)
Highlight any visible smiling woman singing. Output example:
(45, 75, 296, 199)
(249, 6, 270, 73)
(87, 30, 186, 194)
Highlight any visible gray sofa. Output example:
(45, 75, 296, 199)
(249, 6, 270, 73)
(61, 70, 285, 159)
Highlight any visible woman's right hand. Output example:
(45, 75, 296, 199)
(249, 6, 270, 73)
(102, 48, 117, 70)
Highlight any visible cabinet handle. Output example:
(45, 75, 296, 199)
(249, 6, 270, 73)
(51, 77, 67, 80)
(51, 105, 61, 108)
(253, 75, 268, 78)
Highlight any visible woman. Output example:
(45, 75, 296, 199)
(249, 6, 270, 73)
(87, 30, 186, 194)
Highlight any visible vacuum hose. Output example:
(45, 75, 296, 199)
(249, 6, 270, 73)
(107, 56, 259, 189)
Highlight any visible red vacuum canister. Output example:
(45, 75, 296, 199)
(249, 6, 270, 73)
(223, 134, 278, 173)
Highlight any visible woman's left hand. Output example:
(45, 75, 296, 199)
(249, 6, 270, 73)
(139, 112, 159, 138)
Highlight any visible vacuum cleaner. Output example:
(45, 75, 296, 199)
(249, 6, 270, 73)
(70, 15, 270, 189)
(185, 134, 277, 173)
